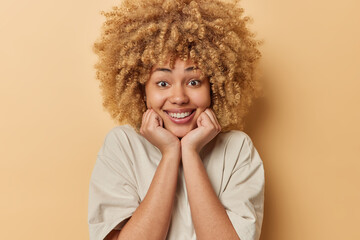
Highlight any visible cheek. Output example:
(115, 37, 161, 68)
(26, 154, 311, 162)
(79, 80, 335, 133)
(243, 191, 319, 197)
(192, 90, 211, 108)
(146, 94, 167, 109)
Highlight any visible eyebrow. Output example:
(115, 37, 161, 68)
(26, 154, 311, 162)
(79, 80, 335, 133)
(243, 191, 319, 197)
(153, 66, 198, 73)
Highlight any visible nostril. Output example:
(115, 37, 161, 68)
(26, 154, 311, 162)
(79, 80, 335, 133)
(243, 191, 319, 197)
(169, 93, 190, 104)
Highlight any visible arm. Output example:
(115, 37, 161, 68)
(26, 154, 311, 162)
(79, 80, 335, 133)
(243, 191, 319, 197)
(116, 149, 180, 240)
(105, 152, 180, 240)
(181, 109, 239, 240)
(182, 150, 240, 240)
(104, 149, 179, 240)
(114, 109, 181, 240)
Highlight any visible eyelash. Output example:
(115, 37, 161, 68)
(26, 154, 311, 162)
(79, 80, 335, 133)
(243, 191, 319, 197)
(156, 79, 201, 88)
(188, 80, 201, 86)
(156, 81, 169, 87)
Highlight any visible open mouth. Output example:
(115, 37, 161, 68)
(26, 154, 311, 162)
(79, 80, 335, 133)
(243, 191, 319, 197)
(167, 111, 194, 119)
(164, 109, 196, 123)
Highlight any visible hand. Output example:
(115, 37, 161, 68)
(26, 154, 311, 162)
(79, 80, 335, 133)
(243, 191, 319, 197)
(181, 108, 221, 154)
(140, 109, 181, 157)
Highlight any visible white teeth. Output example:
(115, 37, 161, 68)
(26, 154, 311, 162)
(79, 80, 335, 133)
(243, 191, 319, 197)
(168, 112, 191, 119)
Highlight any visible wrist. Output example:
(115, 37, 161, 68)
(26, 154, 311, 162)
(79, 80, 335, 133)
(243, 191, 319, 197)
(181, 142, 201, 155)
(181, 148, 201, 162)
(161, 144, 181, 160)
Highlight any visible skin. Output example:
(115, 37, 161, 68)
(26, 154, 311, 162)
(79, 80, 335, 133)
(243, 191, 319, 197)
(144, 59, 211, 138)
(105, 59, 240, 240)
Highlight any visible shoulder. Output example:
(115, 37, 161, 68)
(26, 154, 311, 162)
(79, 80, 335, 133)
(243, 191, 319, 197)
(215, 130, 262, 169)
(102, 125, 142, 146)
(217, 130, 255, 150)
(104, 125, 139, 140)
(99, 125, 144, 157)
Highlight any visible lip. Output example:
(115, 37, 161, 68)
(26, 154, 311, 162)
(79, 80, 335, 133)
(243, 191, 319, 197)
(164, 108, 195, 114)
(164, 109, 196, 124)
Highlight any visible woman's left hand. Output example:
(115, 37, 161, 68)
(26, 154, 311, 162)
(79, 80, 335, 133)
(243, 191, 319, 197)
(181, 108, 221, 154)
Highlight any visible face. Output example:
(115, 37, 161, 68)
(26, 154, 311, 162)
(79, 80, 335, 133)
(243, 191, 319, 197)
(145, 59, 211, 138)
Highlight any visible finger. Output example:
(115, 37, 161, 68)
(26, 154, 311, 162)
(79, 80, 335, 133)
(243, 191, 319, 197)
(206, 108, 221, 131)
(204, 109, 216, 124)
(148, 110, 162, 128)
(144, 109, 153, 127)
(141, 109, 149, 124)
(196, 113, 204, 127)
(205, 109, 221, 131)
(197, 111, 212, 128)
(142, 109, 152, 126)
(157, 114, 163, 127)
(202, 109, 217, 129)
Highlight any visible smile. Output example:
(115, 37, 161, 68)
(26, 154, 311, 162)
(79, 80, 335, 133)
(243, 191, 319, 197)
(168, 112, 191, 119)
(164, 109, 196, 124)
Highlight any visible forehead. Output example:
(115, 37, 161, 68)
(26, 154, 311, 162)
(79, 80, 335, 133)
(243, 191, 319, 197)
(151, 58, 199, 74)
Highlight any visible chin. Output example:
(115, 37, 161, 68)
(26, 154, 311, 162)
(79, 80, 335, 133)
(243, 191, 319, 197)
(167, 126, 193, 138)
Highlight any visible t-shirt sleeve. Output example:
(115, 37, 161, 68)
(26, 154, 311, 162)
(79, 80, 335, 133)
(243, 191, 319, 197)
(220, 133, 265, 240)
(88, 129, 140, 240)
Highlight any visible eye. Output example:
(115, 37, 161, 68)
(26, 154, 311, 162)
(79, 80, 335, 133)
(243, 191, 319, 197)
(188, 80, 201, 86)
(156, 81, 169, 87)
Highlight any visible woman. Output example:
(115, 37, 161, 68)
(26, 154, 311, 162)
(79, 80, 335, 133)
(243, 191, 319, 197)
(88, 0, 264, 239)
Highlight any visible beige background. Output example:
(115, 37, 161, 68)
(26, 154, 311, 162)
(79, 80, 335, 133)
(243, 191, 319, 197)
(1, 0, 359, 239)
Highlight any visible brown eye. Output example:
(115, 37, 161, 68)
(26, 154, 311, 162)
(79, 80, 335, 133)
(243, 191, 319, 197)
(157, 81, 169, 87)
(188, 80, 201, 86)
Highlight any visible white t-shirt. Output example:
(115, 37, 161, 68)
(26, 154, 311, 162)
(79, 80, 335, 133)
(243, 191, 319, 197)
(88, 125, 264, 240)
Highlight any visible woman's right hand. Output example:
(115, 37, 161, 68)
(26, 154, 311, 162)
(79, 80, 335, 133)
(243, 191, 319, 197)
(140, 109, 181, 157)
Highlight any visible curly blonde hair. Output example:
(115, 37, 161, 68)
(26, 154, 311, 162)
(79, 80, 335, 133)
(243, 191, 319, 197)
(94, 0, 261, 131)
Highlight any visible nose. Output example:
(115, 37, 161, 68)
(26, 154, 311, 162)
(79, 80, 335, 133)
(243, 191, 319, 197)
(169, 85, 189, 105)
